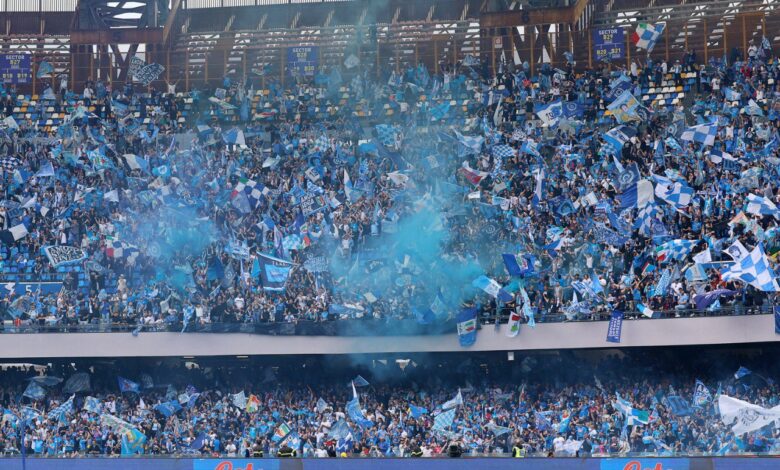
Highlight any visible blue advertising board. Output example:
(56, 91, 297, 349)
(287, 46, 319, 77)
(0, 54, 31, 84)
(593, 28, 625, 62)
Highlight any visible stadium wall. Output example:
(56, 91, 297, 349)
(0, 314, 774, 359)
(3, 457, 780, 470)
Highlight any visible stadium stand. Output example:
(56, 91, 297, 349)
(0, 0, 778, 465)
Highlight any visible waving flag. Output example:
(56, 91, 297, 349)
(256, 253, 293, 291)
(535, 100, 563, 127)
(472, 275, 513, 303)
(720, 243, 780, 291)
(454, 131, 484, 153)
(718, 395, 780, 435)
(122, 154, 150, 173)
(532, 167, 546, 207)
(656, 239, 698, 263)
(222, 128, 246, 146)
(746, 194, 780, 219)
(37, 60, 54, 78)
(602, 125, 637, 155)
(633, 23, 665, 52)
(83, 396, 102, 414)
(352, 375, 370, 387)
(23, 382, 46, 400)
(272, 422, 292, 442)
(432, 408, 456, 433)
(459, 163, 488, 185)
(607, 92, 643, 124)
(615, 393, 650, 425)
(101, 413, 147, 454)
(521, 140, 541, 158)
(507, 307, 522, 337)
(654, 177, 693, 209)
(681, 123, 718, 146)
(154, 401, 183, 417)
(409, 404, 428, 418)
(635, 202, 662, 236)
(734, 366, 752, 380)
(346, 382, 373, 428)
(47, 395, 74, 423)
(375, 124, 398, 147)
(693, 380, 712, 407)
(724, 87, 741, 102)
(117, 377, 140, 393)
(693, 289, 736, 310)
(63, 373, 91, 393)
(502, 253, 535, 277)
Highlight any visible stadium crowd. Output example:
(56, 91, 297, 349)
(1, 39, 780, 335)
(0, 350, 777, 458)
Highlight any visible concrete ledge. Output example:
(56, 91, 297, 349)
(0, 314, 775, 359)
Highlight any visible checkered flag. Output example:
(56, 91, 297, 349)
(656, 239, 699, 263)
(632, 23, 665, 52)
(511, 129, 527, 142)
(491, 145, 516, 159)
(746, 194, 780, 219)
(634, 202, 662, 237)
(680, 123, 718, 147)
(0, 157, 20, 171)
(721, 243, 780, 292)
(375, 125, 398, 147)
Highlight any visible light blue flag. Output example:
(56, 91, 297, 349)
(83, 396, 102, 414)
(37, 60, 54, 78)
(23, 382, 46, 400)
(432, 408, 456, 432)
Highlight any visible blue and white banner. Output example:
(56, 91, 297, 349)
(44, 245, 86, 267)
(606, 310, 623, 343)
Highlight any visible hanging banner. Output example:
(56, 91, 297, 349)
(593, 28, 625, 62)
(0, 54, 31, 84)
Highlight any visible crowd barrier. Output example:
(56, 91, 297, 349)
(0, 306, 765, 336)
(4, 457, 780, 470)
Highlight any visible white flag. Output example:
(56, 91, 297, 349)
(441, 389, 463, 410)
(692, 249, 712, 264)
(718, 395, 780, 435)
